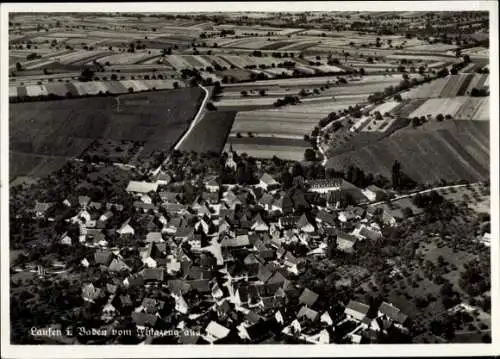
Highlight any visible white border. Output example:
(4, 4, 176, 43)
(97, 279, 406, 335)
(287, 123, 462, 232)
(1, 2, 498, 358)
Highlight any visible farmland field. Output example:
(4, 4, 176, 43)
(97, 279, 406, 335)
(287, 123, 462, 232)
(224, 142, 310, 162)
(404, 74, 489, 99)
(177, 111, 237, 153)
(7, 11, 492, 346)
(228, 99, 365, 137)
(9, 87, 204, 180)
(10, 79, 184, 99)
(408, 97, 489, 121)
(327, 120, 489, 184)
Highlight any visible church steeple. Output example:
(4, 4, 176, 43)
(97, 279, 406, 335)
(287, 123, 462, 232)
(225, 141, 237, 170)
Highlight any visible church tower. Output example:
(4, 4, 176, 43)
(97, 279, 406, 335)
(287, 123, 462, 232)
(225, 142, 237, 171)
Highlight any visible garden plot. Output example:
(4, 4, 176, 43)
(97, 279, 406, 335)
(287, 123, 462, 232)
(409, 97, 469, 119)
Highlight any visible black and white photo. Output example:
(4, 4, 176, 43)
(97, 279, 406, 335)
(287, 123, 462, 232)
(1, 2, 498, 358)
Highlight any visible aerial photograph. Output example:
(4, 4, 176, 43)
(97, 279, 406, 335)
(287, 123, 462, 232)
(6, 9, 492, 346)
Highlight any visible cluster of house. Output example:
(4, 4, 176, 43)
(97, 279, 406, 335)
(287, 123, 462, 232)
(26, 153, 409, 344)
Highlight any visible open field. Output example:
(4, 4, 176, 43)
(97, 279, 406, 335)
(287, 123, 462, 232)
(327, 120, 489, 184)
(224, 142, 310, 162)
(408, 97, 489, 121)
(229, 98, 365, 136)
(10, 79, 184, 98)
(8, 11, 491, 345)
(10, 87, 203, 180)
(224, 73, 408, 90)
(177, 111, 236, 153)
(403, 74, 489, 99)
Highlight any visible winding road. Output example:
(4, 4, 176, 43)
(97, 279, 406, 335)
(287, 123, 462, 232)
(174, 84, 210, 151)
(151, 84, 210, 176)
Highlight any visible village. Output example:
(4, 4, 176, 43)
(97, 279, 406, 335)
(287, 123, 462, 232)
(11, 146, 424, 345)
(6, 10, 492, 347)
